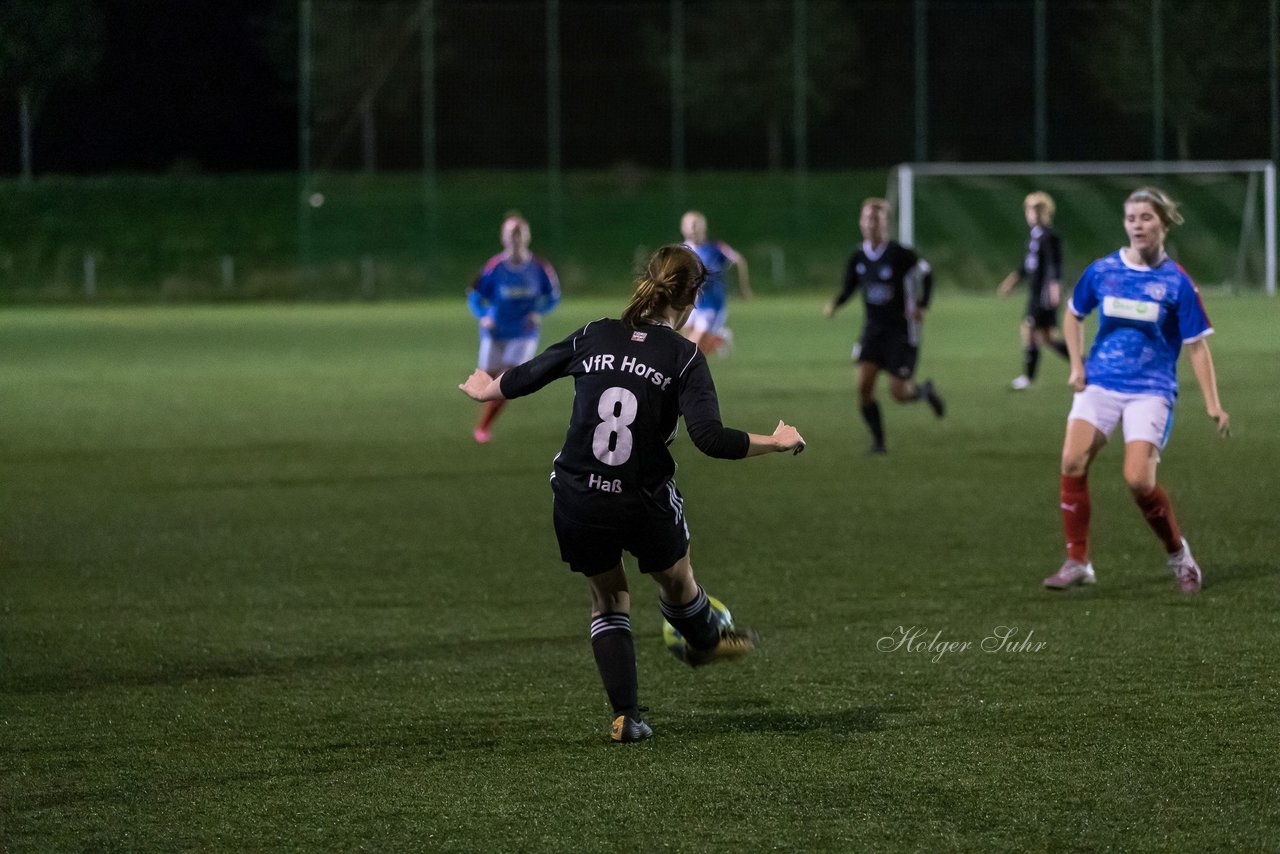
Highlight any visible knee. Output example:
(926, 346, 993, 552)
(1125, 472, 1156, 496)
(889, 383, 914, 403)
(1060, 453, 1089, 477)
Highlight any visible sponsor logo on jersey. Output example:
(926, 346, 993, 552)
(631, 331, 647, 342)
(1102, 296, 1159, 323)
(867, 284, 893, 304)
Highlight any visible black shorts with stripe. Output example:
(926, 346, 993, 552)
(552, 496, 690, 576)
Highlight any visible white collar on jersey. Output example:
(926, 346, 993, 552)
(1119, 247, 1168, 271)
(862, 240, 889, 260)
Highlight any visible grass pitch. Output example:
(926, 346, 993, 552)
(2, 294, 1278, 850)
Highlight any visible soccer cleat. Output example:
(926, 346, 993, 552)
(868, 442, 888, 455)
(921, 379, 946, 418)
(1167, 537, 1203, 593)
(1010, 375, 1032, 391)
(610, 713, 653, 743)
(681, 626, 759, 668)
(473, 427, 491, 444)
(1043, 559, 1097, 589)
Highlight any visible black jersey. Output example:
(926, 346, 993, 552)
(1019, 225, 1063, 311)
(832, 241, 933, 343)
(499, 318, 750, 525)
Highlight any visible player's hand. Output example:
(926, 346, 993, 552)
(479, 316, 495, 331)
(1209, 408, 1231, 438)
(1048, 282, 1061, 308)
(1067, 365, 1086, 393)
(524, 312, 541, 331)
(458, 369, 495, 401)
(773, 420, 806, 455)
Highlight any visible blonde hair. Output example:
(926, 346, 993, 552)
(622, 244, 706, 329)
(1125, 186, 1184, 227)
(1024, 191, 1056, 225)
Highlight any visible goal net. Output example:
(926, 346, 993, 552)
(888, 161, 1276, 296)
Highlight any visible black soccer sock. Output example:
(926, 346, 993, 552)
(660, 586, 720, 651)
(860, 401, 885, 447)
(1024, 345, 1041, 380)
(590, 613, 638, 717)
(1048, 339, 1069, 358)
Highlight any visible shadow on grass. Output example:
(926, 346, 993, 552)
(664, 702, 911, 737)
(1, 632, 586, 695)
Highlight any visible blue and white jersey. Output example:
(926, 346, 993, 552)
(1069, 250, 1212, 404)
(686, 241, 734, 312)
(468, 254, 560, 340)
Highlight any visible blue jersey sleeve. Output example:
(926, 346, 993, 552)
(468, 259, 499, 320)
(536, 258, 561, 315)
(1174, 269, 1212, 342)
(1069, 264, 1099, 317)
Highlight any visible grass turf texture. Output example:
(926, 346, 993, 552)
(2, 294, 1277, 849)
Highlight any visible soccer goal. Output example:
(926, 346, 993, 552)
(888, 161, 1276, 295)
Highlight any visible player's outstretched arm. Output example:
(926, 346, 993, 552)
(458, 369, 506, 402)
(1186, 339, 1230, 438)
(743, 420, 806, 457)
(997, 271, 1019, 296)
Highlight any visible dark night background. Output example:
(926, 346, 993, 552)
(0, 0, 1273, 176)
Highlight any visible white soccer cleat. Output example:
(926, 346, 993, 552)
(1011, 375, 1032, 391)
(1167, 537, 1203, 593)
(1043, 559, 1096, 589)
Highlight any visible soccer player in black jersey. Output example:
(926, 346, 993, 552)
(824, 197, 944, 454)
(459, 244, 806, 743)
(997, 192, 1069, 390)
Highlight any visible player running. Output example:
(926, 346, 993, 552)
(1045, 186, 1230, 594)
(998, 191, 1070, 390)
(459, 244, 805, 743)
(680, 210, 752, 356)
(466, 213, 560, 443)
(824, 197, 945, 454)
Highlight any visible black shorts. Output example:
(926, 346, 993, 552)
(1025, 306, 1060, 330)
(859, 330, 918, 379)
(552, 501, 690, 576)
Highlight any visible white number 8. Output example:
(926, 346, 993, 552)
(592, 387, 638, 465)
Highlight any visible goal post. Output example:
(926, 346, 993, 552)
(889, 161, 1276, 296)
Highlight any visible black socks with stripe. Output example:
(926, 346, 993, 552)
(590, 612, 637, 717)
(660, 586, 719, 651)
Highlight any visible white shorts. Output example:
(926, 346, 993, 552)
(478, 335, 537, 374)
(1067, 385, 1174, 449)
(688, 307, 728, 336)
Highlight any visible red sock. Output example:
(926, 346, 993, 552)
(478, 398, 507, 431)
(1134, 484, 1182, 554)
(1060, 474, 1090, 562)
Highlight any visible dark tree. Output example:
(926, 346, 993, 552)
(680, 0, 859, 170)
(1085, 0, 1264, 160)
(0, 0, 104, 181)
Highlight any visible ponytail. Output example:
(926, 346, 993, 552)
(622, 244, 707, 328)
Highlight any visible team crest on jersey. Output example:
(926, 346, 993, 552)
(1144, 283, 1167, 301)
(855, 262, 867, 275)
(630, 331, 648, 342)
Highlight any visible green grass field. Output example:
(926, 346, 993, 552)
(3, 294, 1278, 850)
